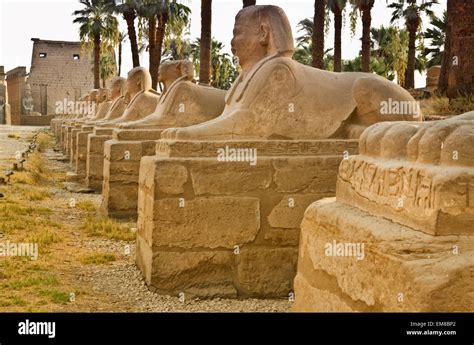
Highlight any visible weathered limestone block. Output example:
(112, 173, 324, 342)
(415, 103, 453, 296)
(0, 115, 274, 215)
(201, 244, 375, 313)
(294, 198, 474, 312)
(294, 114, 474, 312)
(237, 247, 299, 297)
(152, 197, 260, 249)
(74, 126, 94, 177)
(101, 132, 160, 218)
(136, 139, 358, 298)
(337, 119, 474, 236)
(136, 236, 237, 298)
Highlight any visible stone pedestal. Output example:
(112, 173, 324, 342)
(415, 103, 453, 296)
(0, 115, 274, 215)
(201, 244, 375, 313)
(86, 128, 114, 191)
(101, 129, 163, 219)
(136, 139, 358, 298)
(75, 125, 94, 177)
(293, 119, 474, 312)
(294, 198, 474, 312)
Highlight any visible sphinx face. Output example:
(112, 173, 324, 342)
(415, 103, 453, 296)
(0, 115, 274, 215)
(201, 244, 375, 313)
(231, 15, 262, 68)
(110, 81, 123, 100)
(126, 72, 142, 95)
(158, 63, 181, 85)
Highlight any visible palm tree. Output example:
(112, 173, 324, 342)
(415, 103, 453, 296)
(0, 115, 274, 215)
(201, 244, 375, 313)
(73, 0, 119, 88)
(243, 0, 256, 7)
(200, 0, 212, 85)
(100, 45, 117, 87)
(138, 0, 191, 89)
(328, 0, 347, 72)
(389, 0, 438, 89)
(423, 10, 446, 68)
(350, 0, 375, 73)
(114, 0, 140, 67)
(117, 31, 127, 76)
(312, 0, 325, 69)
(439, 0, 474, 99)
(296, 18, 314, 47)
(190, 38, 238, 90)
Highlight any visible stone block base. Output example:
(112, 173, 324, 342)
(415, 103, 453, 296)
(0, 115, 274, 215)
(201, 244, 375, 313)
(85, 129, 114, 191)
(293, 198, 474, 312)
(136, 139, 358, 298)
(101, 129, 163, 219)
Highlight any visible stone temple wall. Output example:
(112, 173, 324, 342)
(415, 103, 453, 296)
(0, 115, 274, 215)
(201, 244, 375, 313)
(27, 38, 94, 116)
(5, 66, 26, 125)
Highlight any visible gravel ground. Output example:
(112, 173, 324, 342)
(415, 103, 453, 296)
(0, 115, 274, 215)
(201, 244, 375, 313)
(0, 125, 292, 312)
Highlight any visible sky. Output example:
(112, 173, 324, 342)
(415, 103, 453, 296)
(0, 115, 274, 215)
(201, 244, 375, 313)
(0, 0, 447, 88)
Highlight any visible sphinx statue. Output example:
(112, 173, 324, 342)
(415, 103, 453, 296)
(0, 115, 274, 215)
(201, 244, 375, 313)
(94, 77, 127, 124)
(90, 88, 112, 121)
(99, 67, 160, 127)
(119, 60, 226, 129)
(100, 60, 226, 218)
(294, 112, 474, 312)
(162, 5, 420, 141)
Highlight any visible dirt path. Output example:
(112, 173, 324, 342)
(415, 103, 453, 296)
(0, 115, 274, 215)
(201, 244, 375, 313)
(0, 125, 291, 312)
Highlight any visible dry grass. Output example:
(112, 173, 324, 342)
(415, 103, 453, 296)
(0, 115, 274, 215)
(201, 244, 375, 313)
(78, 253, 116, 265)
(75, 200, 97, 212)
(422, 97, 474, 116)
(81, 217, 136, 241)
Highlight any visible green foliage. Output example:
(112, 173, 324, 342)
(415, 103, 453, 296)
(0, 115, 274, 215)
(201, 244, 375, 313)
(188, 38, 239, 90)
(422, 10, 447, 67)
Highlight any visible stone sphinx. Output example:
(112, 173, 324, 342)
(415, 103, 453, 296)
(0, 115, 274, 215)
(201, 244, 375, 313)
(61, 89, 98, 155)
(118, 60, 226, 129)
(162, 5, 419, 141)
(293, 112, 474, 312)
(85, 67, 161, 190)
(100, 60, 227, 217)
(74, 78, 127, 178)
(99, 67, 161, 127)
(91, 88, 112, 121)
(135, 5, 422, 299)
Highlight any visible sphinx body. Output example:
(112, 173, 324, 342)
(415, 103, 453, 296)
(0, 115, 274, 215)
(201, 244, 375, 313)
(162, 6, 420, 141)
(118, 60, 225, 129)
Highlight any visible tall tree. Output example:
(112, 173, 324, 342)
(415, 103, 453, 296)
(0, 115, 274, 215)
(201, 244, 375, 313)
(200, 0, 212, 85)
(117, 31, 127, 76)
(350, 0, 375, 72)
(312, 0, 325, 68)
(389, 0, 438, 89)
(114, 0, 140, 67)
(73, 0, 119, 88)
(439, 0, 474, 99)
(243, 0, 256, 7)
(423, 11, 447, 68)
(328, 0, 347, 72)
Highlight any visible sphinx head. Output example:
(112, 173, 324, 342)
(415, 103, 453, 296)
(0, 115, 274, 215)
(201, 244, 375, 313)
(88, 89, 99, 103)
(231, 5, 294, 70)
(159, 60, 194, 84)
(97, 88, 108, 103)
(127, 67, 152, 96)
(110, 77, 127, 100)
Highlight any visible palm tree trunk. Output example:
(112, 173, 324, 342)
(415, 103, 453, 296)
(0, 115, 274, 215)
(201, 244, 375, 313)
(149, 16, 159, 89)
(361, 7, 372, 73)
(124, 12, 140, 67)
(243, 0, 256, 7)
(118, 42, 122, 76)
(93, 33, 101, 89)
(334, 6, 342, 72)
(312, 0, 325, 69)
(405, 24, 417, 89)
(439, 0, 474, 99)
(154, 13, 168, 90)
(200, 0, 212, 85)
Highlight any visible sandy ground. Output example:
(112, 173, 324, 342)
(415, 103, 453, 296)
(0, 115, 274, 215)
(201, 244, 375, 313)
(0, 125, 291, 312)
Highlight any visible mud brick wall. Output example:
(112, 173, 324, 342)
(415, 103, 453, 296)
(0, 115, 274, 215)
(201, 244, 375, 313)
(28, 39, 94, 115)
